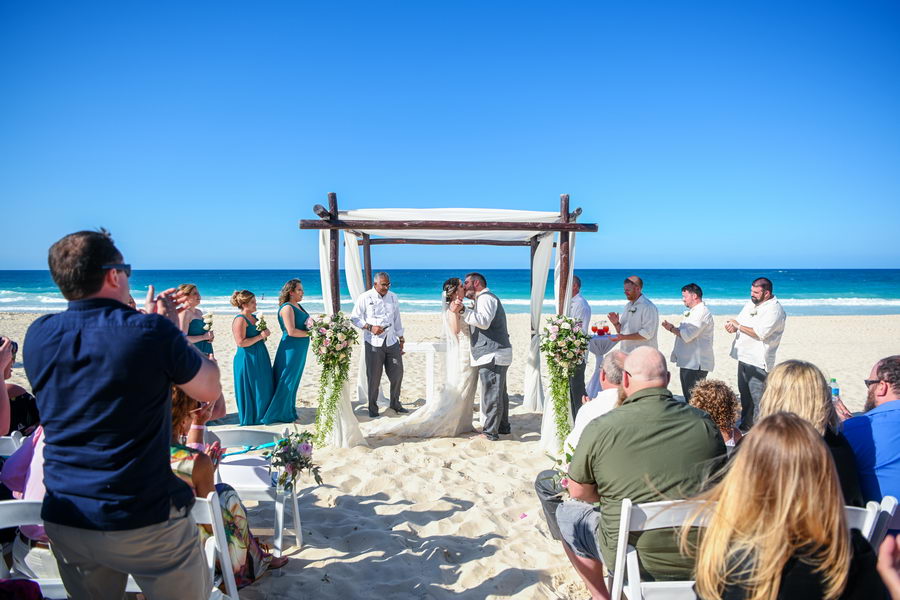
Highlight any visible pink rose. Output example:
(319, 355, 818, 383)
(560, 477, 569, 488)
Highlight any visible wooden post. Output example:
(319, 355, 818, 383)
(557, 194, 570, 315)
(328, 193, 340, 315)
(362, 233, 373, 289)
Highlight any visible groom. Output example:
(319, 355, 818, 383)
(458, 272, 512, 441)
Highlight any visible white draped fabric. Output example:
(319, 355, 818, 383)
(342, 232, 388, 409)
(540, 232, 578, 453)
(523, 233, 554, 411)
(317, 230, 367, 449)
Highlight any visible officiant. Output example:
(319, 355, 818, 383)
(350, 272, 407, 418)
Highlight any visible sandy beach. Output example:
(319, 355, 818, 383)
(2, 310, 896, 599)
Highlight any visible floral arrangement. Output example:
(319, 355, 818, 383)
(308, 312, 360, 446)
(255, 313, 268, 331)
(544, 442, 577, 496)
(202, 312, 214, 331)
(263, 431, 323, 492)
(540, 314, 590, 447)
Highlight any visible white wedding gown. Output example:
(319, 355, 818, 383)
(365, 307, 479, 438)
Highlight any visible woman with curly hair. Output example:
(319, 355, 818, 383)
(170, 387, 287, 588)
(689, 379, 742, 453)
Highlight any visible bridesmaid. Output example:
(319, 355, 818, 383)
(231, 290, 274, 426)
(263, 279, 310, 424)
(178, 283, 214, 357)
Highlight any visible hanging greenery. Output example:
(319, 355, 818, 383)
(308, 311, 359, 447)
(540, 314, 590, 449)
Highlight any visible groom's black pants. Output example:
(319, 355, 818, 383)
(479, 360, 510, 440)
(365, 341, 404, 414)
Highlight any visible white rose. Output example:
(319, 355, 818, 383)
(560, 322, 571, 330)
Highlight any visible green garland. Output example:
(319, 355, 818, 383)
(308, 312, 359, 447)
(547, 360, 574, 444)
(539, 314, 590, 451)
(313, 358, 351, 447)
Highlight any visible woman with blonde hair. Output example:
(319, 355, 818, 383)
(178, 283, 214, 357)
(231, 290, 273, 426)
(757, 359, 864, 506)
(684, 412, 886, 600)
(264, 279, 310, 424)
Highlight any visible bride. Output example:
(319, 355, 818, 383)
(365, 277, 479, 438)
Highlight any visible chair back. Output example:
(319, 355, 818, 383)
(192, 491, 239, 599)
(0, 500, 68, 598)
(0, 431, 24, 457)
(611, 498, 710, 600)
(207, 428, 280, 450)
(871, 495, 899, 547)
(845, 501, 880, 541)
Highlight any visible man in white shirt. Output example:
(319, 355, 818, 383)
(725, 277, 786, 431)
(568, 275, 592, 419)
(459, 272, 511, 441)
(608, 275, 659, 352)
(662, 283, 715, 401)
(350, 272, 407, 418)
(533, 351, 625, 543)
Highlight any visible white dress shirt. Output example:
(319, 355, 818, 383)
(671, 301, 715, 371)
(350, 288, 404, 347)
(464, 288, 512, 367)
(618, 294, 659, 352)
(569, 293, 592, 335)
(563, 387, 619, 452)
(729, 296, 786, 371)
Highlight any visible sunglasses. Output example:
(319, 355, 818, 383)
(102, 263, 132, 277)
(864, 379, 883, 388)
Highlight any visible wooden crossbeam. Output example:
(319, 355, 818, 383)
(299, 219, 597, 232)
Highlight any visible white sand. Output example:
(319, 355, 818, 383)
(2, 310, 897, 598)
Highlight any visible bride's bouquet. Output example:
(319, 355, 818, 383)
(540, 315, 590, 445)
(308, 312, 360, 446)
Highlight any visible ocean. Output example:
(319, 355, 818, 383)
(2, 269, 900, 317)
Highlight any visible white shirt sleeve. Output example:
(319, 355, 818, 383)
(350, 292, 368, 330)
(636, 302, 659, 340)
(753, 302, 785, 341)
(678, 311, 705, 343)
(392, 293, 404, 337)
(464, 293, 497, 330)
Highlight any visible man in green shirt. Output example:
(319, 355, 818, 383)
(558, 346, 726, 598)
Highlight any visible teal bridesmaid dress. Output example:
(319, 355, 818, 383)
(188, 317, 214, 355)
(263, 303, 310, 424)
(233, 314, 274, 426)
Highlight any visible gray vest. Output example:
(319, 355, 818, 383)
(470, 291, 511, 360)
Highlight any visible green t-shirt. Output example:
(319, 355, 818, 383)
(567, 387, 726, 580)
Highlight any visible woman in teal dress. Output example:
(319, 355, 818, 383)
(263, 279, 310, 424)
(230, 290, 274, 426)
(178, 283, 214, 357)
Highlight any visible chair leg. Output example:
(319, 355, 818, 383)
(291, 491, 302, 549)
(273, 496, 285, 558)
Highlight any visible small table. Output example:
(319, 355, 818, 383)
(401, 341, 447, 403)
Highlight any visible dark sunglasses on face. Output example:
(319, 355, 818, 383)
(102, 263, 132, 277)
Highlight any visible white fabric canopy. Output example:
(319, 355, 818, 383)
(540, 232, 577, 453)
(343, 232, 388, 410)
(317, 230, 367, 449)
(338, 208, 562, 241)
(523, 233, 554, 411)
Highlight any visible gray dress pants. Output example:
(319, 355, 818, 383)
(365, 341, 404, 414)
(679, 368, 708, 402)
(479, 360, 510, 440)
(737, 361, 768, 432)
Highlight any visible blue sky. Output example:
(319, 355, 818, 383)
(2, 1, 899, 269)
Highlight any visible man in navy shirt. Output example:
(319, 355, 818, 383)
(844, 355, 900, 506)
(24, 230, 222, 599)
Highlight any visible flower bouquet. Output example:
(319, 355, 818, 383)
(540, 314, 590, 445)
(308, 312, 360, 446)
(202, 312, 214, 331)
(263, 431, 323, 492)
(256, 313, 268, 331)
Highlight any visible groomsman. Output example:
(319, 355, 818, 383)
(662, 283, 715, 401)
(350, 272, 407, 417)
(568, 275, 591, 418)
(608, 275, 659, 352)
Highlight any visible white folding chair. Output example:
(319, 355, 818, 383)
(871, 495, 899, 548)
(126, 491, 238, 599)
(609, 498, 710, 600)
(208, 428, 302, 555)
(845, 501, 880, 541)
(0, 431, 24, 457)
(0, 499, 68, 599)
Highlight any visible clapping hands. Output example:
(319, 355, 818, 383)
(144, 285, 189, 326)
(607, 312, 620, 328)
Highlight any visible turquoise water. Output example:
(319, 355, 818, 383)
(2, 269, 900, 316)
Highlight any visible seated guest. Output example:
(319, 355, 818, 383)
(2, 337, 40, 436)
(557, 347, 725, 599)
(684, 412, 888, 600)
(170, 388, 287, 586)
(689, 379, 742, 453)
(534, 351, 626, 542)
(757, 360, 864, 506)
(0, 336, 13, 435)
(844, 355, 900, 505)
